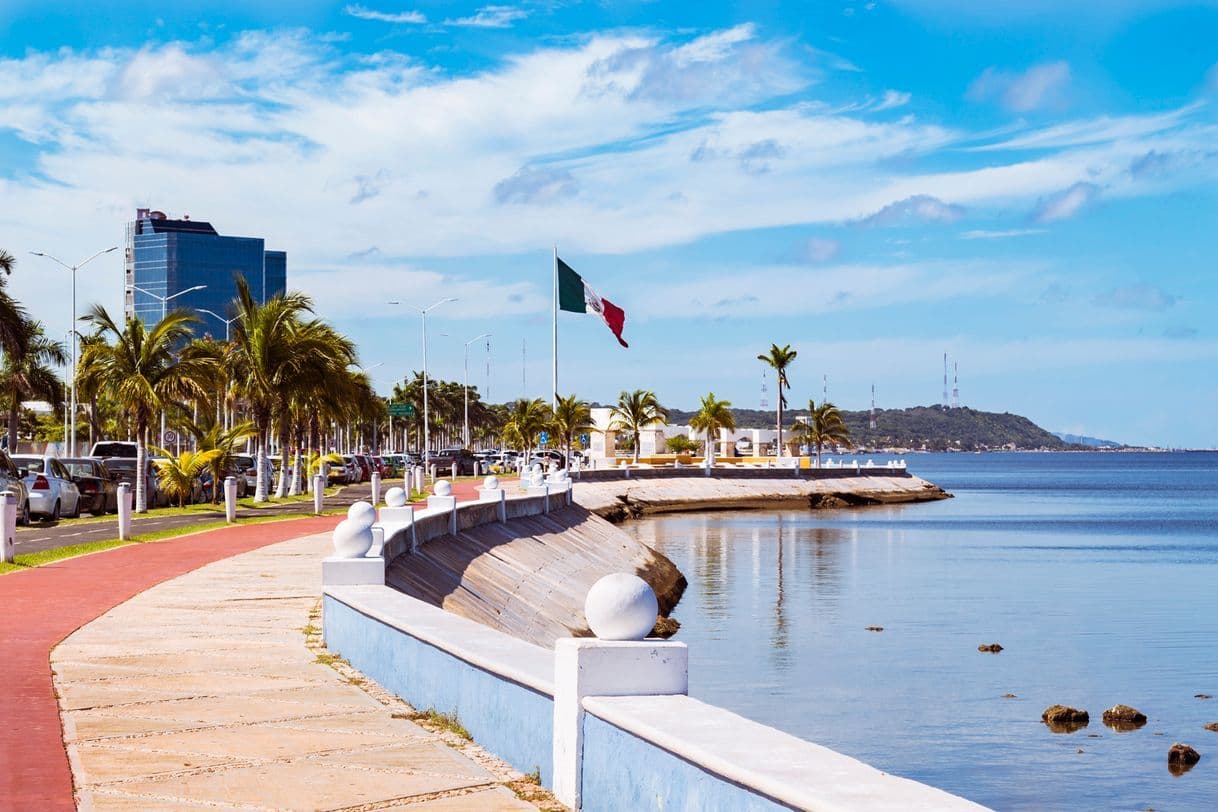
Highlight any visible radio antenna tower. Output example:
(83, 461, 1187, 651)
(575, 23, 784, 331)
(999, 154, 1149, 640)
(760, 370, 769, 411)
(869, 384, 877, 430)
(952, 362, 960, 409)
(942, 352, 949, 409)
(822, 374, 828, 404)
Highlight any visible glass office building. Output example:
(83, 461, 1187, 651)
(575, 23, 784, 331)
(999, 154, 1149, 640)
(123, 209, 288, 341)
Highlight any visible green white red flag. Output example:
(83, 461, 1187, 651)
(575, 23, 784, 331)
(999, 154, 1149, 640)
(556, 256, 628, 348)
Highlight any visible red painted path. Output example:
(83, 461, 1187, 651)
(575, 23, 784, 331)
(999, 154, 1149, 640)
(0, 478, 496, 811)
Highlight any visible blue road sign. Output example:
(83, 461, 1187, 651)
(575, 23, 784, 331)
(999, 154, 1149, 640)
(579, 433, 590, 448)
(539, 431, 549, 446)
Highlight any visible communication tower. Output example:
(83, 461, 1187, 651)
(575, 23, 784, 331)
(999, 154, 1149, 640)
(869, 384, 877, 430)
(760, 370, 769, 411)
(942, 353, 949, 409)
(952, 362, 960, 409)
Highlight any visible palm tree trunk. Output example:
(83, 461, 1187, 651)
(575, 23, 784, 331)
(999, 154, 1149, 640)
(275, 418, 290, 499)
(776, 398, 784, 459)
(254, 423, 269, 502)
(7, 390, 20, 452)
(135, 418, 148, 512)
(289, 425, 302, 496)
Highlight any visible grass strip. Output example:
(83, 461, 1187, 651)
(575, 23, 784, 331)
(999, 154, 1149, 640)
(0, 510, 345, 576)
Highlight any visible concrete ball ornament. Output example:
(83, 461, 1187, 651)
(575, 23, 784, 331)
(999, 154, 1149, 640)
(384, 487, 408, 507)
(483, 475, 500, 490)
(584, 573, 659, 641)
(332, 517, 374, 558)
(434, 479, 452, 497)
(347, 501, 376, 527)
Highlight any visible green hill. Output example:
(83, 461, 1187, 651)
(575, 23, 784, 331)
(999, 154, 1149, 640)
(664, 404, 1074, 451)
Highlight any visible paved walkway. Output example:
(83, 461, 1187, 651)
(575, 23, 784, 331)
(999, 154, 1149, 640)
(53, 532, 534, 811)
(0, 477, 526, 812)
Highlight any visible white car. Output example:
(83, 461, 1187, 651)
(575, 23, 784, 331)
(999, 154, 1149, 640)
(11, 455, 82, 521)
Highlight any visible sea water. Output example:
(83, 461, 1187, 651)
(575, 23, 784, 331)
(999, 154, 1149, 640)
(622, 452, 1218, 811)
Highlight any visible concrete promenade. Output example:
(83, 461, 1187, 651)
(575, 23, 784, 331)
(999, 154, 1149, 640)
(54, 532, 536, 811)
(0, 476, 521, 812)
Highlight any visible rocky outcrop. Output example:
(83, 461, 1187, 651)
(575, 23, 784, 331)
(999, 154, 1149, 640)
(1042, 705, 1089, 733)
(977, 643, 1003, 653)
(1102, 704, 1148, 731)
(1168, 743, 1201, 774)
(575, 474, 951, 522)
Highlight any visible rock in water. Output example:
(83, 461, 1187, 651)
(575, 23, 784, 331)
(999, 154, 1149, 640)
(1043, 705, 1089, 733)
(1103, 704, 1148, 731)
(1204, 722, 1218, 733)
(1168, 743, 1201, 775)
(865, 626, 884, 632)
(978, 643, 1003, 653)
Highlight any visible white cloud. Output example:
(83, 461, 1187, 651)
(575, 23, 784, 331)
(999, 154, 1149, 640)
(1031, 181, 1099, 223)
(873, 90, 911, 111)
(445, 5, 528, 28)
(859, 195, 964, 226)
(344, 5, 427, 24)
(1094, 284, 1177, 311)
(802, 238, 840, 262)
(960, 228, 1046, 239)
(968, 61, 1070, 113)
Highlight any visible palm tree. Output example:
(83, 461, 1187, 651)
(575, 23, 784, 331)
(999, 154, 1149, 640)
(0, 250, 31, 359)
(689, 392, 735, 465)
(551, 394, 593, 463)
(183, 417, 255, 504)
(1, 319, 67, 451)
(503, 398, 552, 458)
(227, 276, 318, 501)
(757, 343, 797, 458)
(789, 399, 851, 467)
(150, 447, 222, 508)
(609, 389, 669, 463)
(78, 306, 218, 512)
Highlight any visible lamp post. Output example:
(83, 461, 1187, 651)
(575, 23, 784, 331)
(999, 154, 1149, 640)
(196, 308, 241, 430)
(128, 283, 206, 447)
(463, 333, 490, 448)
(30, 246, 119, 456)
(387, 298, 456, 465)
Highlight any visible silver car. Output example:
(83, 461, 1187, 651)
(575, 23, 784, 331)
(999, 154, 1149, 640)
(0, 449, 32, 525)
(11, 455, 82, 521)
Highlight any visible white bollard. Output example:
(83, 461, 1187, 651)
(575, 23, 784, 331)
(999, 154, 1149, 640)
(413, 466, 424, 495)
(313, 474, 324, 514)
(117, 483, 132, 540)
(371, 472, 381, 506)
(224, 476, 238, 523)
(1, 490, 15, 564)
(552, 575, 687, 810)
(451, 462, 458, 480)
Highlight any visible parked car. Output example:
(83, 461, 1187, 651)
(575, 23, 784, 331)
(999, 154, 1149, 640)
(103, 457, 167, 508)
(430, 447, 478, 476)
(530, 449, 567, 469)
(11, 455, 83, 521)
(0, 449, 32, 525)
(371, 456, 390, 477)
(199, 459, 250, 502)
(89, 440, 139, 458)
(60, 458, 119, 515)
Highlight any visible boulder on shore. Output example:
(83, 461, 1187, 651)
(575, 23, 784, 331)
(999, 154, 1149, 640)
(1102, 704, 1148, 731)
(1043, 705, 1089, 733)
(1168, 743, 1201, 775)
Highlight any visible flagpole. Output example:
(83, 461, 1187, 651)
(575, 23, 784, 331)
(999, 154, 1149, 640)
(552, 244, 558, 412)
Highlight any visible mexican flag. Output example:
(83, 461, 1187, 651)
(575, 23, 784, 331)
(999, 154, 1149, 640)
(556, 256, 629, 348)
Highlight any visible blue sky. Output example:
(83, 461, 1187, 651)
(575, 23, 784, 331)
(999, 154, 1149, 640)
(1, 1, 1216, 447)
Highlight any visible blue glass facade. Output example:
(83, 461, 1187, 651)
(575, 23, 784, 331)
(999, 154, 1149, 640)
(124, 210, 287, 341)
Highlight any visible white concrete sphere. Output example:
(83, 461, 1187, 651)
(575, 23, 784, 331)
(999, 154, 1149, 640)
(584, 573, 659, 641)
(347, 501, 376, 527)
(434, 479, 452, 497)
(332, 517, 374, 558)
(483, 475, 500, 490)
(384, 487, 408, 507)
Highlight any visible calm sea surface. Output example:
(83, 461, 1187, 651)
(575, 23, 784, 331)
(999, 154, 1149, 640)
(622, 452, 1218, 811)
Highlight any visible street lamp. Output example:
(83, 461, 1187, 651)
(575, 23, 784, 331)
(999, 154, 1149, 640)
(127, 283, 207, 447)
(388, 298, 456, 464)
(195, 308, 239, 342)
(463, 333, 491, 448)
(30, 246, 119, 456)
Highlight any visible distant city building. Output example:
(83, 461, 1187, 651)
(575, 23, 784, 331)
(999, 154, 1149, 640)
(123, 208, 287, 340)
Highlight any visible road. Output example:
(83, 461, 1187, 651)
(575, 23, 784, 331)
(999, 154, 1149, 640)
(12, 481, 381, 557)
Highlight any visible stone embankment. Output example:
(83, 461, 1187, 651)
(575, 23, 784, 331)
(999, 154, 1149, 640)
(573, 471, 951, 522)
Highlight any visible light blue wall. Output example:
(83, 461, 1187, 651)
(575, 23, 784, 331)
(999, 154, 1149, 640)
(323, 595, 555, 786)
(580, 713, 794, 812)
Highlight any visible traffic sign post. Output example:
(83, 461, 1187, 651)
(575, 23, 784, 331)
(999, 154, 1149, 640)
(579, 434, 589, 449)
(539, 431, 549, 447)
(388, 403, 415, 418)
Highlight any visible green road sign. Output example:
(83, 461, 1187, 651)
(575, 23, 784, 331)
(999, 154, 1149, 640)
(388, 403, 415, 417)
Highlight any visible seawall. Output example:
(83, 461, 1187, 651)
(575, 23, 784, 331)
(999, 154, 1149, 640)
(572, 467, 950, 523)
